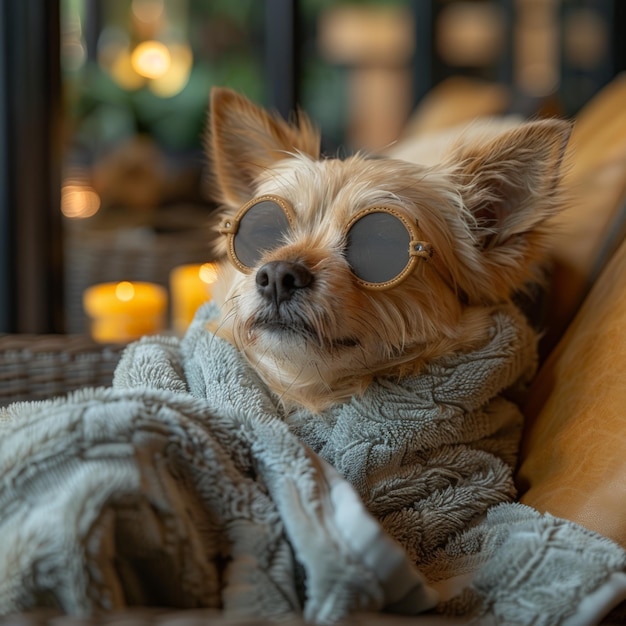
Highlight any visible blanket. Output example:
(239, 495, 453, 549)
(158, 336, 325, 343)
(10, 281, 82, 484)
(0, 302, 624, 625)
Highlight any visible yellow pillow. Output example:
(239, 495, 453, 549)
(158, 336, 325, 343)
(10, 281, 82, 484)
(517, 238, 626, 548)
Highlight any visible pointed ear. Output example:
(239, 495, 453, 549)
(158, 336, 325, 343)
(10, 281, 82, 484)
(207, 87, 321, 207)
(450, 119, 573, 302)
(454, 119, 572, 247)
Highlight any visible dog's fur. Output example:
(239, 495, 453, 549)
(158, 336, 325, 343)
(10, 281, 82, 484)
(206, 88, 571, 413)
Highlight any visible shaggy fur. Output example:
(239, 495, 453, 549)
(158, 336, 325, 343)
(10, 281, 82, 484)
(206, 88, 571, 412)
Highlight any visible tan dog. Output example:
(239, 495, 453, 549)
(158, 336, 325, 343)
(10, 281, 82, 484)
(206, 88, 571, 413)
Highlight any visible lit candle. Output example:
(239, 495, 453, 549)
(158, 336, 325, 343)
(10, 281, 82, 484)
(83, 281, 168, 343)
(170, 262, 218, 335)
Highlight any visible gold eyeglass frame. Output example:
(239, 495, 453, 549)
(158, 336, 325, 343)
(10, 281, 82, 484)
(218, 194, 296, 274)
(219, 195, 433, 291)
(344, 206, 433, 290)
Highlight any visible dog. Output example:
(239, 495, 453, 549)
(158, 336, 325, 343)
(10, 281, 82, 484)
(206, 87, 571, 413)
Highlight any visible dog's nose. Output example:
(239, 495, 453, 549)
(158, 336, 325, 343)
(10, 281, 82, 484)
(256, 261, 313, 305)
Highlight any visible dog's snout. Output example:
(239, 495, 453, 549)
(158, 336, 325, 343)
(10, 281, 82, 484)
(256, 261, 313, 305)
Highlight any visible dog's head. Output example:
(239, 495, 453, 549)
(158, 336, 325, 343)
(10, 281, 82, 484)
(206, 88, 571, 411)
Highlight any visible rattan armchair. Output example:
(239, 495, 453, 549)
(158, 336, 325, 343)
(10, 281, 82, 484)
(0, 334, 125, 408)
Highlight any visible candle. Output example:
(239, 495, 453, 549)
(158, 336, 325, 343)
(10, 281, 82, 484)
(83, 281, 168, 343)
(170, 262, 218, 335)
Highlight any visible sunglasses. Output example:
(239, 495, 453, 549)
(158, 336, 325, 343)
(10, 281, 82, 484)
(219, 195, 433, 290)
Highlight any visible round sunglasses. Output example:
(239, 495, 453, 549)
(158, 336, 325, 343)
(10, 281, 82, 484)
(219, 195, 433, 290)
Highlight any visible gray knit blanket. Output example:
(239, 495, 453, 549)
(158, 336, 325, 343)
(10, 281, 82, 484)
(1, 303, 625, 625)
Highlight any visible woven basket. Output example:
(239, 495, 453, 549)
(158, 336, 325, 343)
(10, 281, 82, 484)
(0, 334, 125, 407)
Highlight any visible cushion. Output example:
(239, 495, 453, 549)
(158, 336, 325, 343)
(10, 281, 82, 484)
(517, 238, 626, 548)
(542, 73, 626, 352)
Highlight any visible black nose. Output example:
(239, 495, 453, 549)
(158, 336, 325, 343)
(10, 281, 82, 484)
(256, 261, 313, 305)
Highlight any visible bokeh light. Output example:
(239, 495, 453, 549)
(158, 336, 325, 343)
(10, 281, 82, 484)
(115, 281, 135, 302)
(131, 40, 171, 79)
(199, 263, 219, 285)
(61, 183, 101, 219)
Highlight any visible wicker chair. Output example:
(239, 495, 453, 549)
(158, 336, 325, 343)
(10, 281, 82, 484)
(0, 334, 125, 407)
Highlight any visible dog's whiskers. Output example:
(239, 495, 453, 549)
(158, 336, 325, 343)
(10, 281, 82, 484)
(206, 305, 238, 350)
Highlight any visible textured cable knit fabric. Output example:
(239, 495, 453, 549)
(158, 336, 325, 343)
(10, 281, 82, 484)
(0, 303, 624, 624)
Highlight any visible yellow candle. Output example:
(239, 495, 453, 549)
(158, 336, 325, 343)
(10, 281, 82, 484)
(170, 262, 218, 335)
(83, 281, 168, 343)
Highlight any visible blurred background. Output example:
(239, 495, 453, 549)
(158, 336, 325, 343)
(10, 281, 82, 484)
(0, 0, 624, 335)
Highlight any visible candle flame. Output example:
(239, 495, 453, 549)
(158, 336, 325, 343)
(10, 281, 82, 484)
(115, 281, 135, 302)
(199, 263, 218, 284)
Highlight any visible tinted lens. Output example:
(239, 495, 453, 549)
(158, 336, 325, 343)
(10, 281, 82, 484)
(346, 211, 411, 284)
(233, 199, 292, 268)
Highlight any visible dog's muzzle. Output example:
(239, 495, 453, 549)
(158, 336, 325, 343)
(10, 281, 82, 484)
(255, 260, 313, 306)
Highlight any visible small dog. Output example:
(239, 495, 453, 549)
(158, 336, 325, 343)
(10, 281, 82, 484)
(206, 88, 571, 413)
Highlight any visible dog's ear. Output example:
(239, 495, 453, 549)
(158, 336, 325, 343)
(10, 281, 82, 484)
(450, 119, 572, 302)
(207, 87, 321, 207)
